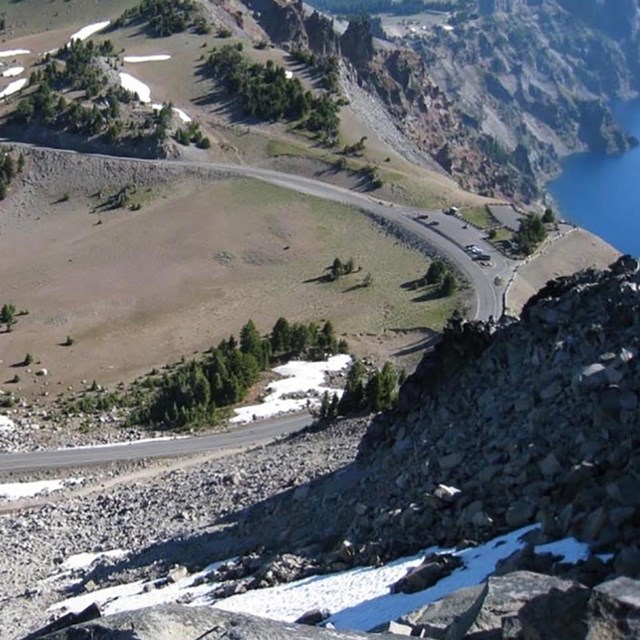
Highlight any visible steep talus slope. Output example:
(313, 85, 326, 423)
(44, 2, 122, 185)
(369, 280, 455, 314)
(238, 256, 640, 578)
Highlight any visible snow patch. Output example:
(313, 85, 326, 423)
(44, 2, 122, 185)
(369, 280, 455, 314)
(119, 72, 151, 103)
(151, 103, 192, 123)
(230, 354, 352, 424)
(62, 549, 129, 572)
(50, 559, 233, 615)
(123, 55, 171, 63)
(0, 415, 15, 432)
(2, 66, 24, 78)
(70, 21, 111, 42)
(214, 526, 539, 630)
(47, 528, 605, 629)
(173, 107, 192, 123)
(0, 78, 28, 100)
(0, 49, 30, 58)
(0, 477, 82, 501)
(535, 537, 591, 564)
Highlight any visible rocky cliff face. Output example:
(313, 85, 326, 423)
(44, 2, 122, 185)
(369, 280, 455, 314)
(248, 0, 640, 201)
(412, 0, 640, 197)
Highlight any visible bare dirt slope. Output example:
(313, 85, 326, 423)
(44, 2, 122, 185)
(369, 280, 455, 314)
(0, 150, 459, 399)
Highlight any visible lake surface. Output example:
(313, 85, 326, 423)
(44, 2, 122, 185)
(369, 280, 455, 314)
(548, 100, 640, 256)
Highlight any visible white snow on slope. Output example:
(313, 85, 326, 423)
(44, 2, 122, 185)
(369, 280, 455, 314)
(124, 55, 171, 63)
(151, 102, 192, 123)
(214, 525, 539, 630)
(0, 78, 28, 100)
(173, 107, 192, 123)
(119, 72, 151, 103)
(231, 354, 352, 424)
(62, 549, 130, 572)
(0, 49, 30, 58)
(70, 21, 111, 42)
(0, 477, 81, 501)
(0, 415, 15, 432)
(48, 527, 601, 630)
(50, 559, 232, 615)
(2, 66, 24, 78)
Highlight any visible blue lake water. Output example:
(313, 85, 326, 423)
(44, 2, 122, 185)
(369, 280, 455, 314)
(547, 100, 640, 257)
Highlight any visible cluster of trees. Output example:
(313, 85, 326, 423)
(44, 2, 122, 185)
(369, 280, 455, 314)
(174, 121, 211, 148)
(290, 49, 340, 93)
(115, 0, 207, 37)
(13, 41, 169, 147)
(515, 213, 547, 255)
(319, 360, 401, 418)
(343, 136, 367, 157)
(133, 317, 348, 430)
(424, 259, 457, 296)
(0, 148, 23, 200)
(207, 44, 340, 143)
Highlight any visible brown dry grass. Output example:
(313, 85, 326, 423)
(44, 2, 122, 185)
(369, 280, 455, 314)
(0, 175, 461, 399)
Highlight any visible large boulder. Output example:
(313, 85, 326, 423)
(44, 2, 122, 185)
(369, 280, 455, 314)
(586, 577, 640, 639)
(26, 605, 384, 640)
(468, 572, 589, 639)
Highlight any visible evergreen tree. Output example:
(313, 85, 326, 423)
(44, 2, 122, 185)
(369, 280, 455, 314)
(426, 260, 447, 285)
(0, 303, 16, 332)
(271, 316, 291, 353)
(240, 319, 262, 359)
(338, 360, 366, 414)
(440, 271, 457, 297)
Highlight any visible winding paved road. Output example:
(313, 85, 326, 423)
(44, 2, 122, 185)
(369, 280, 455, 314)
(0, 413, 312, 472)
(0, 143, 518, 472)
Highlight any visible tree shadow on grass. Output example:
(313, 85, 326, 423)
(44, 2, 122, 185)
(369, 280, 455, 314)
(412, 287, 445, 303)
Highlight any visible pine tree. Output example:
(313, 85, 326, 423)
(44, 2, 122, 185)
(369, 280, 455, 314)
(440, 271, 457, 297)
(271, 317, 291, 354)
(1, 303, 16, 332)
(240, 319, 262, 360)
(426, 260, 446, 285)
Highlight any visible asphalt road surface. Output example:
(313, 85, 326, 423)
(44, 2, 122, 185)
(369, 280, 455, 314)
(0, 413, 313, 472)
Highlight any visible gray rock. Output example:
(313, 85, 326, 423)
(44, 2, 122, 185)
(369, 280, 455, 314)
(400, 582, 487, 640)
(538, 452, 562, 479)
(30, 606, 377, 640)
(574, 363, 608, 392)
(467, 571, 589, 639)
(391, 554, 463, 594)
(586, 577, 640, 640)
(505, 501, 535, 528)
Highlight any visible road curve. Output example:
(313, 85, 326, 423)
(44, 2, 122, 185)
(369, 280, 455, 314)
(2, 141, 514, 321)
(0, 413, 313, 472)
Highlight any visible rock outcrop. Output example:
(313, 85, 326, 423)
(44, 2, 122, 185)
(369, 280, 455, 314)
(31, 606, 375, 640)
